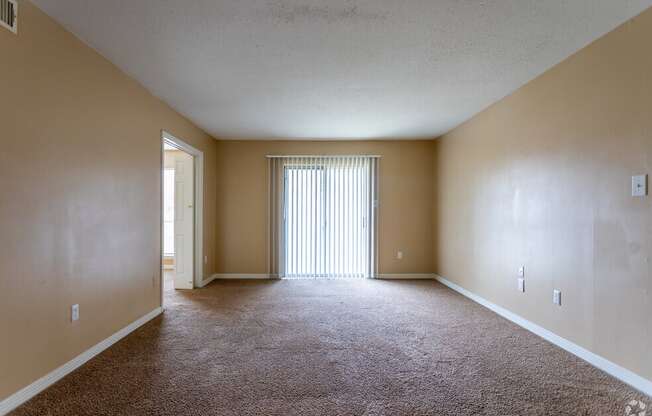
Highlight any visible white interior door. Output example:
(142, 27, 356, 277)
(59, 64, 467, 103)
(174, 151, 194, 289)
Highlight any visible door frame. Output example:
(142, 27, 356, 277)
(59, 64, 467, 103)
(161, 130, 204, 293)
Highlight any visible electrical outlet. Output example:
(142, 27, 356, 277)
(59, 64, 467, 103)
(553, 290, 562, 306)
(517, 278, 525, 293)
(397, 251, 403, 260)
(71, 304, 80, 322)
(632, 174, 647, 197)
(518, 266, 525, 277)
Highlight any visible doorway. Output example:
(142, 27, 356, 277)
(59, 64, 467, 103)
(161, 131, 204, 294)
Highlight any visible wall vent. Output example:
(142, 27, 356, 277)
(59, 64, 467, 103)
(0, 0, 17, 34)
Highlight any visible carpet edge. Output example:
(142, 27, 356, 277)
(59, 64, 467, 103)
(0, 307, 163, 415)
(434, 274, 652, 397)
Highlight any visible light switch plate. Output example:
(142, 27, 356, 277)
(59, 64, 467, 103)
(71, 304, 80, 321)
(632, 175, 647, 197)
(518, 278, 525, 293)
(518, 266, 525, 277)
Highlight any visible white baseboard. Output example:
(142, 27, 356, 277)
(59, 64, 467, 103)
(212, 274, 436, 280)
(212, 273, 273, 280)
(0, 307, 163, 416)
(377, 273, 436, 280)
(434, 274, 652, 397)
(197, 274, 218, 287)
(211, 274, 437, 280)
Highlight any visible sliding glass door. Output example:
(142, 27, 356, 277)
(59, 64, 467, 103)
(268, 156, 378, 279)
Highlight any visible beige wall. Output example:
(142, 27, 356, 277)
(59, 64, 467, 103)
(434, 8, 652, 380)
(3, 0, 650, 404)
(0, 1, 218, 400)
(216, 140, 434, 275)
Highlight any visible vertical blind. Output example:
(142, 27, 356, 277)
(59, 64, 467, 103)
(268, 156, 379, 279)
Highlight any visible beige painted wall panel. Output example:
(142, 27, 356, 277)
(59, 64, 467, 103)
(434, 8, 652, 380)
(0, 1, 218, 400)
(216, 141, 434, 275)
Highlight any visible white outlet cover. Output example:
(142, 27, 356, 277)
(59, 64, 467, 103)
(632, 175, 647, 197)
(71, 304, 80, 321)
(553, 290, 562, 306)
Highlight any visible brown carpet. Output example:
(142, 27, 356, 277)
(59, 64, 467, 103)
(11, 279, 649, 416)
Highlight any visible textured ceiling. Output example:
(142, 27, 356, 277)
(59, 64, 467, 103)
(32, 0, 652, 140)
